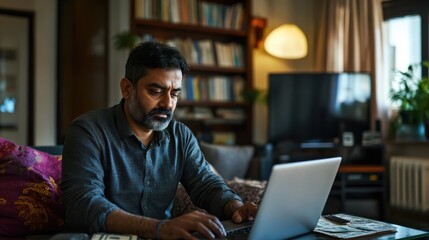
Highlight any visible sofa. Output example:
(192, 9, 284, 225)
(0, 137, 267, 238)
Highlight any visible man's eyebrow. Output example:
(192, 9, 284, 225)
(147, 83, 182, 91)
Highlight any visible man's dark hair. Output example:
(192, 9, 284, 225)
(125, 41, 189, 84)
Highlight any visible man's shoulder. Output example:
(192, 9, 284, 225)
(73, 105, 116, 127)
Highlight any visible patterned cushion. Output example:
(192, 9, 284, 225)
(0, 137, 64, 237)
(171, 178, 267, 218)
(227, 178, 267, 205)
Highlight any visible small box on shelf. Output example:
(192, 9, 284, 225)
(215, 108, 245, 121)
(212, 132, 236, 145)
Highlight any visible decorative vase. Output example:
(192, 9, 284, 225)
(396, 122, 427, 142)
(426, 122, 429, 140)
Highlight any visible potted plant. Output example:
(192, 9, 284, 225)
(241, 88, 267, 105)
(113, 31, 141, 51)
(390, 61, 429, 141)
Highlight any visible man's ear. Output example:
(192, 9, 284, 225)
(120, 78, 132, 99)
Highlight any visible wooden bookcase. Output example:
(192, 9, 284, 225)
(130, 0, 253, 145)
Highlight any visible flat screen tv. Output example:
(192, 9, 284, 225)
(268, 72, 371, 145)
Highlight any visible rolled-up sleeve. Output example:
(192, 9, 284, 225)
(61, 121, 119, 233)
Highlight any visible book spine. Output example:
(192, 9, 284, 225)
(134, 0, 244, 30)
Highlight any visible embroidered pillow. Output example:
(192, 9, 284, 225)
(172, 178, 267, 217)
(227, 177, 267, 204)
(0, 137, 64, 237)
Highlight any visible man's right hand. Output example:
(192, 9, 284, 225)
(158, 210, 226, 240)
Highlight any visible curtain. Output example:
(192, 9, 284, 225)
(315, 0, 388, 137)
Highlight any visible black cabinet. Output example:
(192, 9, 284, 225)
(272, 142, 385, 165)
(327, 165, 386, 220)
(271, 142, 386, 219)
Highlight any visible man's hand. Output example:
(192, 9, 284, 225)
(225, 200, 258, 223)
(231, 202, 258, 223)
(158, 210, 226, 240)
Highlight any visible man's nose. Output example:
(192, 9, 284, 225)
(159, 93, 173, 108)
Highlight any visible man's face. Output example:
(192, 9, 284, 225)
(123, 68, 182, 131)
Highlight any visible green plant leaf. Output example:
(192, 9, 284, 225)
(240, 88, 267, 104)
(390, 61, 429, 123)
(114, 31, 140, 50)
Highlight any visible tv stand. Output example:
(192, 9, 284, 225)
(274, 142, 384, 165)
(271, 142, 386, 219)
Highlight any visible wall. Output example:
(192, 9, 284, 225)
(251, 0, 318, 144)
(0, 0, 57, 145)
(108, 0, 129, 106)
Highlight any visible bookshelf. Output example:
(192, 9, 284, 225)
(130, 0, 253, 145)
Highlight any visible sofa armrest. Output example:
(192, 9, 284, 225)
(246, 143, 273, 180)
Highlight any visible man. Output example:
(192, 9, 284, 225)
(61, 41, 257, 239)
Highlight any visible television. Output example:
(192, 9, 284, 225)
(268, 72, 372, 145)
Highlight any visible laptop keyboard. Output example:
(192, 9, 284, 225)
(226, 225, 252, 240)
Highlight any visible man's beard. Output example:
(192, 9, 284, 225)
(128, 90, 173, 131)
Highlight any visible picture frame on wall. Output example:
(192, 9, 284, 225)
(0, 9, 34, 145)
(0, 48, 18, 126)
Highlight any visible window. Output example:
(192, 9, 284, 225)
(382, 0, 429, 108)
(383, 15, 421, 75)
(383, 15, 421, 107)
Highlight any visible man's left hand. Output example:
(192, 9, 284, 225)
(227, 201, 258, 223)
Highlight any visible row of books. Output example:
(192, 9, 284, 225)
(175, 107, 245, 121)
(143, 34, 245, 68)
(166, 38, 244, 67)
(181, 75, 245, 102)
(135, 0, 244, 30)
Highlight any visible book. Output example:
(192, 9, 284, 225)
(212, 132, 236, 145)
(314, 214, 397, 239)
(91, 233, 138, 240)
(198, 39, 215, 66)
(216, 108, 245, 120)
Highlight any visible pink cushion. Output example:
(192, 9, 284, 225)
(0, 137, 64, 237)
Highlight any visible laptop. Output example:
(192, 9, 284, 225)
(223, 157, 341, 240)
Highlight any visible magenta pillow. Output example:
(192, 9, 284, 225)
(0, 137, 64, 237)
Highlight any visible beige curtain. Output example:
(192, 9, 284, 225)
(315, 0, 387, 135)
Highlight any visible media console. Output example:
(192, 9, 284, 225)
(270, 142, 386, 219)
(272, 141, 384, 165)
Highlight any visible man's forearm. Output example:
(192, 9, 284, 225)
(106, 209, 160, 238)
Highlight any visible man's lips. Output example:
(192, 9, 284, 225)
(150, 108, 172, 119)
(155, 113, 168, 118)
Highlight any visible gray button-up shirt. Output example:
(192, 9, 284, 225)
(61, 99, 241, 233)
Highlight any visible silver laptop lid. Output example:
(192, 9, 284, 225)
(248, 157, 341, 240)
